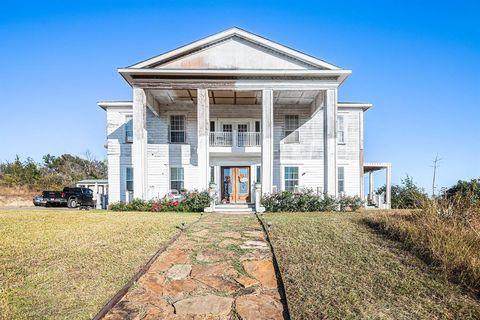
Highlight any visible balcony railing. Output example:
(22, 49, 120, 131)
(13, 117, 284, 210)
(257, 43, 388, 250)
(209, 132, 233, 146)
(209, 132, 261, 147)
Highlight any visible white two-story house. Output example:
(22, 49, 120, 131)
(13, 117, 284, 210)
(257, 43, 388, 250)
(98, 27, 392, 210)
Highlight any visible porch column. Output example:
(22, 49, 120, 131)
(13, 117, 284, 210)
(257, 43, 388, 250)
(197, 88, 210, 190)
(324, 89, 337, 196)
(386, 165, 392, 209)
(132, 87, 148, 199)
(261, 89, 274, 194)
(368, 172, 374, 201)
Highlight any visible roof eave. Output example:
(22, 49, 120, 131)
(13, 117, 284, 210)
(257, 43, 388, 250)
(118, 68, 352, 84)
(97, 101, 133, 110)
(338, 102, 373, 111)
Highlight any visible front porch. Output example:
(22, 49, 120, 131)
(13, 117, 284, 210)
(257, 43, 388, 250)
(132, 87, 338, 200)
(363, 162, 392, 209)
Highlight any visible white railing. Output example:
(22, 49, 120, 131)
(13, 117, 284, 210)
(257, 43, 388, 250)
(209, 132, 261, 147)
(210, 132, 233, 146)
(237, 132, 261, 147)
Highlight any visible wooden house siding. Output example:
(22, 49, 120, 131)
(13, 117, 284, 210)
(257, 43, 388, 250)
(337, 109, 362, 196)
(106, 103, 364, 201)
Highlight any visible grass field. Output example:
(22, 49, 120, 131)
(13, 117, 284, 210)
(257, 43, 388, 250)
(264, 211, 480, 320)
(364, 207, 480, 295)
(0, 209, 199, 319)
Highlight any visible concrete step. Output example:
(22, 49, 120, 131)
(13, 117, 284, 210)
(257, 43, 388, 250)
(215, 204, 251, 208)
(213, 204, 255, 213)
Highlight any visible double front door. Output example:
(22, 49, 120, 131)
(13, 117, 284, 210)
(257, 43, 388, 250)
(221, 166, 250, 203)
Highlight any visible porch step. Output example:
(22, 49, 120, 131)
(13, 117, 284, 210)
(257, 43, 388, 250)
(213, 204, 255, 213)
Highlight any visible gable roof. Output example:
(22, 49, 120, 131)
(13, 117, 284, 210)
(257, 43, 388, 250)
(127, 27, 341, 70)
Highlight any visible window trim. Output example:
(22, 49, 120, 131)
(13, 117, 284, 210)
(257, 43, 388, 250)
(338, 166, 345, 194)
(125, 115, 133, 144)
(284, 115, 300, 144)
(126, 167, 134, 192)
(170, 167, 185, 191)
(337, 115, 346, 144)
(283, 166, 299, 192)
(169, 115, 187, 144)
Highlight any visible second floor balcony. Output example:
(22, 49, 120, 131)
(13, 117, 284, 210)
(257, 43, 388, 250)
(209, 131, 261, 148)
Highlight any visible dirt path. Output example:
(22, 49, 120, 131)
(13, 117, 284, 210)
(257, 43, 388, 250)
(103, 214, 287, 320)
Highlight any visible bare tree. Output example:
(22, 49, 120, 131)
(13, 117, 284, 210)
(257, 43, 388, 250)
(431, 154, 442, 197)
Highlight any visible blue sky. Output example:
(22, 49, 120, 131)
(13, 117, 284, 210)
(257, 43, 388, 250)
(0, 0, 478, 192)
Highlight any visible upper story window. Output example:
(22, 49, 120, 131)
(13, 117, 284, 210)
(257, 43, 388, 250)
(125, 115, 133, 143)
(255, 121, 261, 133)
(169, 115, 186, 143)
(284, 115, 299, 144)
(338, 167, 345, 194)
(284, 166, 299, 192)
(337, 115, 345, 144)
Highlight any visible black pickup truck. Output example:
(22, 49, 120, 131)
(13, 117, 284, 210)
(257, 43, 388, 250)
(43, 187, 95, 208)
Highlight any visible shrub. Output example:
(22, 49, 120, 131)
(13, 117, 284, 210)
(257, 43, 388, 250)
(108, 202, 129, 211)
(338, 195, 363, 212)
(261, 190, 362, 212)
(179, 191, 211, 212)
(443, 178, 480, 207)
(109, 190, 212, 212)
(377, 175, 427, 209)
(318, 194, 339, 212)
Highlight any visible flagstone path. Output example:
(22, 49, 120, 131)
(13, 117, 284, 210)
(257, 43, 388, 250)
(103, 214, 287, 320)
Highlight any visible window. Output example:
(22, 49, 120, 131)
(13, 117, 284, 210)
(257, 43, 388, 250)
(284, 167, 299, 192)
(169, 115, 186, 143)
(210, 166, 215, 183)
(337, 115, 345, 144)
(210, 121, 215, 132)
(284, 115, 299, 143)
(222, 124, 232, 132)
(126, 167, 133, 192)
(338, 167, 345, 194)
(125, 115, 133, 143)
(256, 165, 261, 183)
(255, 121, 261, 133)
(170, 167, 184, 191)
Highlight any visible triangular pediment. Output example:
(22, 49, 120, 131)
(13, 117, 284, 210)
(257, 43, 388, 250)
(155, 36, 317, 70)
(129, 28, 339, 71)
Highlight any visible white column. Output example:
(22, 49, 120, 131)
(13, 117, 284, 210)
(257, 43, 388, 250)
(323, 89, 337, 196)
(368, 172, 374, 201)
(132, 87, 147, 199)
(261, 89, 274, 194)
(197, 88, 210, 190)
(386, 165, 392, 209)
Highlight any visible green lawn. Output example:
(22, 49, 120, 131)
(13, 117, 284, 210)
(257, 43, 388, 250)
(264, 212, 480, 320)
(0, 209, 199, 319)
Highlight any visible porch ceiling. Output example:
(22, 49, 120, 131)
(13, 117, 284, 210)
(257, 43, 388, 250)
(150, 89, 321, 105)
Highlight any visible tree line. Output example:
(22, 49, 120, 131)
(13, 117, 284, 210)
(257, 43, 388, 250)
(0, 152, 107, 191)
(377, 175, 480, 209)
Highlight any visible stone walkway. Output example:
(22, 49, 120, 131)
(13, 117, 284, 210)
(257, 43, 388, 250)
(103, 214, 287, 320)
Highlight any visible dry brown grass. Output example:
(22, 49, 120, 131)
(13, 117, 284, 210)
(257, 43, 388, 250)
(0, 186, 37, 207)
(0, 209, 199, 319)
(265, 211, 480, 320)
(364, 200, 480, 296)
